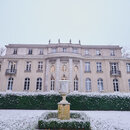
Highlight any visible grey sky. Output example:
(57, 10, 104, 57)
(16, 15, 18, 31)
(0, 0, 130, 50)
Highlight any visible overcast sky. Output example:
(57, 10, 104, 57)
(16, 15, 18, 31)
(0, 0, 130, 50)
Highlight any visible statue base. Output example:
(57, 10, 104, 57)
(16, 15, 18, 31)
(58, 95, 70, 120)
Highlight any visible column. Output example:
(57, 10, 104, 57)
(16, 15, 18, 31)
(45, 59, 49, 91)
(55, 58, 60, 92)
(80, 60, 83, 92)
(69, 58, 73, 92)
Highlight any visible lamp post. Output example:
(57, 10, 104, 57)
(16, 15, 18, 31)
(58, 80, 70, 120)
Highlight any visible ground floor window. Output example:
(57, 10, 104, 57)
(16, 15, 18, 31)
(24, 78, 30, 90)
(97, 78, 103, 91)
(50, 76, 55, 91)
(7, 77, 13, 90)
(85, 78, 91, 91)
(36, 78, 42, 90)
(128, 79, 130, 90)
(74, 76, 78, 91)
(113, 79, 119, 91)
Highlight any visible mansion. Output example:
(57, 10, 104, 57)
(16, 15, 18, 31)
(0, 42, 130, 93)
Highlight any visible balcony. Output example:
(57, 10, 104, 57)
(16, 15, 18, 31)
(110, 70, 121, 77)
(6, 69, 17, 75)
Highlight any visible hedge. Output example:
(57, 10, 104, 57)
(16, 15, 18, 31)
(0, 93, 130, 110)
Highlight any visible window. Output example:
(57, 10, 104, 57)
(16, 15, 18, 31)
(39, 49, 43, 55)
(13, 49, 17, 55)
(113, 79, 119, 91)
(7, 77, 13, 90)
(97, 78, 103, 91)
(36, 78, 42, 90)
(85, 62, 90, 72)
(128, 79, 130, 90)
(86, 78, 91, 91)
(126, 63, 130, 73)
(0, 62, 1, 71)
(51, 65, 55, 73)
(63, 48, 67, 52)
(74, 76, 78, 91)
(97, 62, 102, 72)
(28, 49, 33, 55)
(96, 50, 101, 56)
(50, 76, 55, 91)
(110, 50, 115, 56)
(25, 61, 31, 71)
(73, 48, 78, 53)
(85, 50, 89, 55)
(24, 78, 30, 90)
(38, 61, 43, 71)
(111, 63, 118, 74)
(8, 61, 16, 72)
(52, 48, 56, 53)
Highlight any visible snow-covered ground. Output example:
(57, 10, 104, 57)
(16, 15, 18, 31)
(0, 110, 130, 130)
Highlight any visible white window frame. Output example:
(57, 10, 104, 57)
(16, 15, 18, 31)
(38, 61, 43, 71)
(97, 62, 102, 72)
(85, 49, 89, 55)
(97, 78, 103, 91)
(86, 78, 91, 91)
(39, 49, 44, 55)
(52, 48, 56, 53)
(85, 62, 90, 72)
(126, 63, 130, 73)
(36, 78, 42, 90)
(8, 61, 16, 72)
(73, 48, 78, 53)
(110, 50, 115, 56)
(7, 77, 13, 90)
(28, 49, 33, 55)
(24, 78, 30, 90)
(113, 79, 119, 92)
(50, 76, 55, 91)
(96, 50, 101, 56)
(63, 48, 67, 52)
(26, 61, 31, 71)
(13, 49, 17, 55)
(74, 76, 78, 91)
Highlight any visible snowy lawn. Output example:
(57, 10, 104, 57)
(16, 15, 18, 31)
(0, 110, 130, 130)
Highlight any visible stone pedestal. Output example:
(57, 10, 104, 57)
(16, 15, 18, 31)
(58, 103, 70, 120)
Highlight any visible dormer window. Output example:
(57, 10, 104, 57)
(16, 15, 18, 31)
(39, 49, 43, 55)
(13, 49, 17, 55)
(110, 50, 115, 56)
(28, 49, 33, 55)
(85, 49, 89, 55)
(73, 48, 78, 53)
(96, 50, 101, 56)
(63, 48, 67, 52)
(52, 48, 56, 53)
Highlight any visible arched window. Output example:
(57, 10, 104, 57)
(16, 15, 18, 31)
(74, 76, 78, 91)
(97, 78, 103, 91)
(50, 76, 55, 91)
(7, 77, 13, 90)
(86, 78, 91, 91)
(36, 78, 42, 90)
(128, 79, 130, 90)
(113, 79, 119, 91)
(24, 78, 30, 90)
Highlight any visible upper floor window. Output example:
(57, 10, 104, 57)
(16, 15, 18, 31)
(126, 63, 130, 73)
(74, 75, 78, 91)
(25, 61, 31, 71)
(96, 50, 101, 56)
(39, 49, 43, 55)
(28, 49, 33, 55)
(38, 61, 43, 71)
(97, 62, 102, 72)
(110, 63, 118, 73)
(52, 48, 56, 53)
(0, 62, 1, 71)
(7, 77, 13, 90)
(24, 78, 30, 90)
(110, 50, 115, 56)
(13, 49, 17, 55)
(85, 62, 90, 72)
(36, 78, 42, 90)
(97, 78, 103, 91)
(85, 78, 91, 91)
(73, 48, 78, 53)
(128, 79, 130, 90)
(63, 48, 67, 52)
(8, 61, 17, 72)
(85, 50, 89, 55)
